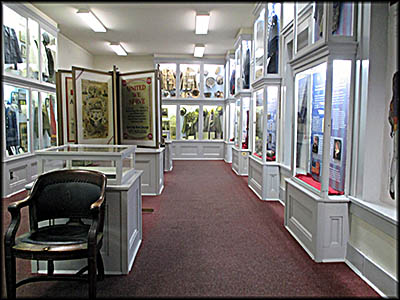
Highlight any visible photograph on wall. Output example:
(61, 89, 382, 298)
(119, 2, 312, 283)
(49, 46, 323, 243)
(119, 70, 159, 148)
(72, 67, 114, 144)
(56, 70, 76, 143)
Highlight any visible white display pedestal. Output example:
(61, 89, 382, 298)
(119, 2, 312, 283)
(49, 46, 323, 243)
(224, 141, 234, 163)
(163, 140, 173, 172)
(135, 147, 164, 195)
(232, 146, 250, 176)
(248, 155, 280, 201)
(284, 177, 349, 262)
(27, 170, 143, 275)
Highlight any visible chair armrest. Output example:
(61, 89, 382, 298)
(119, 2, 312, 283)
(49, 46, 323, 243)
(5, 197, 30, 248)
(90, 194, 105, 212)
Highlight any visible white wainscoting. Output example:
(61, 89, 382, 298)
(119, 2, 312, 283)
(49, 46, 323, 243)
(224, 141, 234, 163)
(248, 155, 280, 201)
(135, 147, 164, 196)
(171, 140, 224, 160)
(231, 146, 250, 176)
(284, 177, 349, 262)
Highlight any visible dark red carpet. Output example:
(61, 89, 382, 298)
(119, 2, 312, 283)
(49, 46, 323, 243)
(2, 160, 380, 298)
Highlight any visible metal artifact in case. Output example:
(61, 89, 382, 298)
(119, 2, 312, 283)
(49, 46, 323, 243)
(35, 144, 136, 185)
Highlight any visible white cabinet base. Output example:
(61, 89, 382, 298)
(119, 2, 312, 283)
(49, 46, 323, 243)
(248, 155, 280, 201)
(284, 177, 349, 262)
(135, 148, 164, 195)
(232, 146, 250, 176)
(224, 141, 234, 163)
(163, 141, 173, 172)
(30, 170, 143, 275)
(172, 140, 224, 160)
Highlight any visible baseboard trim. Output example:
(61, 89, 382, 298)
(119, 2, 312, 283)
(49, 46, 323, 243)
(345, 243, 398, 298)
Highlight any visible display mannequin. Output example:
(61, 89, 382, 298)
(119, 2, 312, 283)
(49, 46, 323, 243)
(42, 32, 54, 83)
(180, 67, 198, 96)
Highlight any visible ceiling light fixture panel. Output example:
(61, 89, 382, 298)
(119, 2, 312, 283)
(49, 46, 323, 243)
(77, 9, 107, 32)
(194, 44, 205, 58)
(109, 43, 128, 56)
(195, 12, 210, 34)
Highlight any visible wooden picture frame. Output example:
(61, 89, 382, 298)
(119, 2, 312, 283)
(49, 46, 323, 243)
(56, 70, 74, 144)
(118, 69, 160, 148)
(72, 66, 115, 145)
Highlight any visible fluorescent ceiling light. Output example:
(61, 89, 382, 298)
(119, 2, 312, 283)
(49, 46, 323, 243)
(109, 43, 127, 56)
(194, 44, 205, 57)
(195, 13, 210, 34)
(77, 9, 106, 32)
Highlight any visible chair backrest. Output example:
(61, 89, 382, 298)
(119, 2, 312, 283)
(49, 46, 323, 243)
(29, 169, 107, 223)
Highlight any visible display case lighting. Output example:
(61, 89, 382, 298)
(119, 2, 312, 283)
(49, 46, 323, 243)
(77, 9, 106, 32)
(109, 43, 127, 56)
(195, 12, 210, 34)
(194, 44, 205, 57)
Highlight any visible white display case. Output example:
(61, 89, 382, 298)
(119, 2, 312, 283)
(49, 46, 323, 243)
(234, 30, 252, 95)
(248, 80, 281, 201)
(284, 4, 358, 261)
(252, 2, 282, 83)
(35, 144, 136, 185)
(224, 50, 236, 163)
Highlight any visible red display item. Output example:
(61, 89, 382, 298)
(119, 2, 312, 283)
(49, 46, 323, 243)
(295, 173, 344, 195)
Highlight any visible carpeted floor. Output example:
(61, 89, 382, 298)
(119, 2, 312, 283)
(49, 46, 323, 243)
(2, 160, 380, 298)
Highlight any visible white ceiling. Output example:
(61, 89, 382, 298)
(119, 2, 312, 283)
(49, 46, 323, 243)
(32, 2, 256, 57)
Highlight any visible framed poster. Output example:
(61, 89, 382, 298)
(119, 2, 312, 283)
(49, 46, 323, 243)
(119, 70, 160, 148)
(56, 70, 75, 143)
(72, 67, 115, 144)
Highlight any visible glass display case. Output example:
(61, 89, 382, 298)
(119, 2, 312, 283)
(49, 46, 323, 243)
(179, 105, 199, 140)
(204, 64, 224, 99)
(179, 64, 200, 98)
(225, 51, 236, 99)
(232, 94, 251, 176)
(202, 105, 223, 140)
(41, 29, 57, 84)
(294, 60, 352, 196)
(294, 2, 356, 56)
(161, 104, 177, 140)
(234, 31, 252, 94)
(35, 144, 137, 185)
(3, 84, 29, 156)
(253, 3, 282, 83)
(160, 63, 177, 98)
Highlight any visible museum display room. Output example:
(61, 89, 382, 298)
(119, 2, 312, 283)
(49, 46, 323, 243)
(1, 2, 398, 298)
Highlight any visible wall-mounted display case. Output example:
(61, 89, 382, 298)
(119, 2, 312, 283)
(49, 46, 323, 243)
(234, 32, 252, 95)
(35, 144, 136, 186)
(224, 51, 236, 163)
(293, 2, 356, 58)
(284, 7, 358, 261)
(3, 3, 57, 86)
(158, 60, 225, 100)
(253, 2, 282, 83)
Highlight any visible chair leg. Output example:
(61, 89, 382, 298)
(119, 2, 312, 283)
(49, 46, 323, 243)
(5, 253, 16, 299)
(96, 250, 104, 281)
(88, 256, 97, 299)
(48, 260, 54, 275)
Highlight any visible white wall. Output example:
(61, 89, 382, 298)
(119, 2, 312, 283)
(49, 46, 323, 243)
(57, 33, 94, 70)
(93, 55, 155, 73)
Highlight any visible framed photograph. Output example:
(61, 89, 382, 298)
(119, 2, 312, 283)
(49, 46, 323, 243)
(72, 67, 115, 145)
(333, 138, 342, 161)
(56, 70, 75, 143)
(119, 70, 160, 148)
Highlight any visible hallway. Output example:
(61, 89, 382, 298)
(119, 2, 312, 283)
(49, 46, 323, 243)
(4, 161, 379, 297)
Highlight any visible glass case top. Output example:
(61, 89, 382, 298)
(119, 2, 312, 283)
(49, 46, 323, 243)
(43, 144, 134, 154)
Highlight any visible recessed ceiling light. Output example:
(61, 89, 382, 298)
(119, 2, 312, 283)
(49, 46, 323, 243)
(194, 44, 205, 57)
(109, 43, 127, 56)
(77, 9, 106, 32)
(195, 13, 210, 35)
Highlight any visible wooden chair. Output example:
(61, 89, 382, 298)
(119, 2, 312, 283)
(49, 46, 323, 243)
(4, 169, 107, 299)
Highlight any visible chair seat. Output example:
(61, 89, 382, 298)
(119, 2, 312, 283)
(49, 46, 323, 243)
(22, 224, 90, 245)
(13, 225, 103, 254)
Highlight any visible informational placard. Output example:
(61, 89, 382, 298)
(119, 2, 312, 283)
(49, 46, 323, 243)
(329, 60, 351, 192)
(72, 67, 114, 144)
(119, 70, 159, 148)
(296, 75, 309, 170)
(65, 77, 76, 142)
(310, 71, 326, 182)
